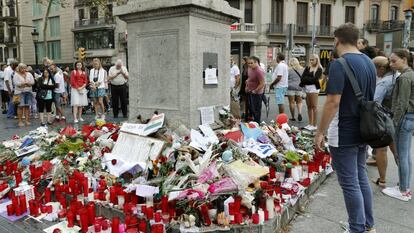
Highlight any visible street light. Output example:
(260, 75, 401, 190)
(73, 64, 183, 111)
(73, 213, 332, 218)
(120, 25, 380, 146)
(31, 29, 39, 68)
(311, 0, 317, 55)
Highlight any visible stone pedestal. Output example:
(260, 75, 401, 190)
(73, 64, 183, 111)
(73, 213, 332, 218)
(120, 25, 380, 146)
(114, 0, 241, 128)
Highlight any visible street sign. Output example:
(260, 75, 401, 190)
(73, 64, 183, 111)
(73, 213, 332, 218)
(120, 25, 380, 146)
(291, 46, 306, 57)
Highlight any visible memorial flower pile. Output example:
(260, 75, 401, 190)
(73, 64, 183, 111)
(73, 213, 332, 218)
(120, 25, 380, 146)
(0, 113, 332, 233)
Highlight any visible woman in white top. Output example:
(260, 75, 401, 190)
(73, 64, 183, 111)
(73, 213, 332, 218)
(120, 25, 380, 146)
(13, 63, 35, 127)
(89, 58, 107, 119)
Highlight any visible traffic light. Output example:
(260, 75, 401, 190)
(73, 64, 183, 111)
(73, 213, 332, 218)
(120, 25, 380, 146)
(78, 47, 86, 60)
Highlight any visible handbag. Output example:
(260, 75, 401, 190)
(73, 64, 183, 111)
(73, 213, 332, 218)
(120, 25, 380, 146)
(38, 89, 47, 99)
(12, 94, 20, 105)
(338, 58, 395, 148)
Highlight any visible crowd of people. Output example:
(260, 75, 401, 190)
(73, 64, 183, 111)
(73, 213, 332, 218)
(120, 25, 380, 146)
(0, 57, 129, 126)
(229, 22, 414, 233)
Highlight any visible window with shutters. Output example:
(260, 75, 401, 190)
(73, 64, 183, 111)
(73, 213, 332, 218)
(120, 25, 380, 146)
(345, 6, 355, 24)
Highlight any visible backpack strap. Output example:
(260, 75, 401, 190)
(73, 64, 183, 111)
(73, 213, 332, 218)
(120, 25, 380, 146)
(337, 57, 364, 101)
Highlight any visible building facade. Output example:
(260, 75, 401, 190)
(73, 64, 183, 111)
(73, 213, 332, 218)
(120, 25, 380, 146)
(227, 0, 365, 68)
(73, 0, 127, 68)
(0, 0, 18, 64)
(19, 0, 74, 67)
(363, 0, 405, 55)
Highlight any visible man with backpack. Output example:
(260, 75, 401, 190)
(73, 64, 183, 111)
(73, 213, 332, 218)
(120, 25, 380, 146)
(314, 23, 377, 233)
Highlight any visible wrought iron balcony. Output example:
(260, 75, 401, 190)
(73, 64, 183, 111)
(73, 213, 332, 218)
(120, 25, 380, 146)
(230, 23, 257, 32)
(381, 20, 405, 31)
(74, 17, 115, 28)
(267, 23, 286, 34)
(365, 20, 382, 32)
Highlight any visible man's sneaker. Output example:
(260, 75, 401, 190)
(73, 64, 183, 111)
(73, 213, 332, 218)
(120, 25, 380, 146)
(366, 227, 376, 233)
(74, 119, 79, 124)
(382, 186, 410, 201)
(79, 117, 84, 122)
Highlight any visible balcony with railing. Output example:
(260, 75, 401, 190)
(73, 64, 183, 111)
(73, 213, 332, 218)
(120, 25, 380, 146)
(74, 17, 115, 29)
(267, 24, 286, 34)
(381, 20, 405, 31)
(4, 36, 16, 45)
(230, 23, 257, 33)
(365, 20, 382, 32)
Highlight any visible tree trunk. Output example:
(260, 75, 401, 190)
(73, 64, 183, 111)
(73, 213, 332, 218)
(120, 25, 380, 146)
(42, 0, 53, 60)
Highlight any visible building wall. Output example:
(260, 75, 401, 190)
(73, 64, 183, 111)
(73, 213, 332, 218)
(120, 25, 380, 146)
(229, 0, 365, 67)
(19, 0, 74, 65)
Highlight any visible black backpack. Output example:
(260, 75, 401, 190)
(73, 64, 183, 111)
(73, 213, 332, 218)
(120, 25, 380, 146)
(338, 58, 395, 148)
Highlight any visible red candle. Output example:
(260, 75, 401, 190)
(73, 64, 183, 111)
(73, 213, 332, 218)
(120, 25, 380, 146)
(29, 200, 39, 216)
(67, 210, 75, 227)
(109, 187, 117, 204)
(14, 204, 22, 216)
(6, 204, 14, 216)
(252, 213, 259, 224)
(264, 210, 269, 221)
(161, 195, 168, 214)
(146, 207, 154, 220)
(19, 195, 27, 213)
(87, 202, 96, 226)
(151, 224, 163, 233)
(139, 221, 147, 233)
(11, 196, 19, 210)
(200, 204, 211, 226)
(235, 213, 243, 224)
(269, 166, 276, 179)
(125, 214, 132, 229)
(94, 223, 102, 232)
(141, 205, 147, 215)
(82, 178, 88, 197)
(102, 219, 109, 230)
(112, 216, 120, 233)
(228, 202, 235, 216)
(45, 188, 52, 203)
(15, 172, 22, 187)
(59, 196, 67, 209)
(154, 212, 162, 223)
(79, 208, 89, 233)
(58, 209, 66, 219)
(131, 194, 138, 205)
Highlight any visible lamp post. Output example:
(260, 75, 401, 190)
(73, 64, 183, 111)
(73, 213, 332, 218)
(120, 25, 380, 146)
(311, 0, 317, 55)
(31, 29, 39, 69)
(403, 9, 413, 49)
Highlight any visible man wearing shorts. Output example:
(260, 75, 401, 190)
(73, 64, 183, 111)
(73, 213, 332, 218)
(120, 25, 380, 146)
(51, 64, 66, 120)
(270, 53, 289, 113)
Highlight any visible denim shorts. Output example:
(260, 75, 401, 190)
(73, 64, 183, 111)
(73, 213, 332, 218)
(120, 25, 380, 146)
(53, 92, 62, 107)
(275, 87, 287, 104)
(90, 88, 106, 98)
(18, 92, 33, 107)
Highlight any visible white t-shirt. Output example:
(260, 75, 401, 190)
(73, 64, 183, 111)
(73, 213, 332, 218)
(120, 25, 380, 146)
(3, 66, 13, 92)
(230, 64, 240, 88)
(272, 61, 289, 88)
(108, 65, 129, 86)
(54, 72, 66, 93)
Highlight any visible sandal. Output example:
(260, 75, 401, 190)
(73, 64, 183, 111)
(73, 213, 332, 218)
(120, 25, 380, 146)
(371, 178, 386, 188)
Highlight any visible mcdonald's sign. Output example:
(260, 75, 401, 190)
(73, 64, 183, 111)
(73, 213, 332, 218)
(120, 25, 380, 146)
(320, 50, 330, 59)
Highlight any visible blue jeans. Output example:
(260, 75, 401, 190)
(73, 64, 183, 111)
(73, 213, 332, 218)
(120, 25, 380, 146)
(6, 100, 15, 118)
(330, 145, 374, 233)
(248, 93, 262, 123)
(396, 113, 414, 192)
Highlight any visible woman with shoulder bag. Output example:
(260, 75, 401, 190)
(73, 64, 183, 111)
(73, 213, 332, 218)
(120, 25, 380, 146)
(89, 58, 107, 120)
(37, 69, 56, 126)
(382, 49, 414, 201)
(13, 63, 35, 127)
(300, 54, 323, 130)
(287, 58, 305, 122)
(70, 61, 88, 123)
(369, 56, 398, 188)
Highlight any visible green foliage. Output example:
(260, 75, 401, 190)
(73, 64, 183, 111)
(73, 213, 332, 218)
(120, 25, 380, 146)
(284, 150, 300, 163)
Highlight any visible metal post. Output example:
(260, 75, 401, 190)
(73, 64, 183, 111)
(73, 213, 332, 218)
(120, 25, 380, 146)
(311, 0, 317, 54)
(403, 10, 413, 49)
(34, 44, 38, 69)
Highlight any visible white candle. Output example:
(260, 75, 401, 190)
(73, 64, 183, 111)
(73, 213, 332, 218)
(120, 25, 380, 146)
(266, 197, 275, 219)
(258, 208, 265, 224)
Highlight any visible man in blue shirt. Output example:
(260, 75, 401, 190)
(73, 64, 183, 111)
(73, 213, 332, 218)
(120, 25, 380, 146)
(315, 23, 376, 233)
